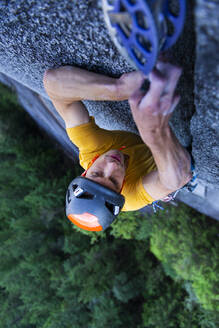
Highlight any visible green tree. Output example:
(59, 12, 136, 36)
(150, 206, 219, 312)
(0, 82, 218, 328)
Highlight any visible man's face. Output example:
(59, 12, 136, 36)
(85, 150, 128, 193)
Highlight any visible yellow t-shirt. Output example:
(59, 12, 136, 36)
(66, 116, 157, 211)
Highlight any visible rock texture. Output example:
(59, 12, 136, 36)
(0, 0, 196, 138)
(192, 0, 219, 187)
(0, 0, 218, 219)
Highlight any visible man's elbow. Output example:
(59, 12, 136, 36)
(160, 170, 193, 193)
(180, 171, 193, 188)
(43, 69, 54, 95)
(43, 68, 65, 101)
(171, 171, 193, 191)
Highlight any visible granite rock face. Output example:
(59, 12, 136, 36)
(0, 0, 218, 218)
(192, 0, 219, 187)
(0, 0, 196, 137)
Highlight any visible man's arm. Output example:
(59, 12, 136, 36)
(43, 65, 145, 127)
(129, 61, 192, 200)
(141, 126, 192, 200)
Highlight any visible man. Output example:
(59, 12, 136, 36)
(43, 60, 192, 231)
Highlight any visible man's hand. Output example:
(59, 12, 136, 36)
(117, 70, 146, 100)
(128, 60, 192, 195)
(128, 61, 182, 146)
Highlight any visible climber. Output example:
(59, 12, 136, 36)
(43, 59, 193, 231)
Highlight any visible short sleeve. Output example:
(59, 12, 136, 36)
(121, 175, 155, 211)
(66, 116, 117, 169)
(66, 116, 114, 152)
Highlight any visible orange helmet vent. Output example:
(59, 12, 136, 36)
(68, 213, 103, 232)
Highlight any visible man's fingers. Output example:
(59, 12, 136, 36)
(129, 87, 146, 109)
(138, 70, 165, 109)
(163, 94, 181, 116)
(129, 62, 182, 116)
(155, 62, 182, 96)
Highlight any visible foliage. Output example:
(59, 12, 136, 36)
(109, 202, 219, 314)
(111, 210, 153, 240)
(149, 206, 219, 312)
(0, 82, 218, 327)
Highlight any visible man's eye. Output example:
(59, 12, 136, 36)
(111, 178, 118, 188)
(91, 172, 99, 177)
(91, 172, 119, 190)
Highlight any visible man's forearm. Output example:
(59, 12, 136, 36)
(143, 127, 192, 191)
(43, 66, 122, 102)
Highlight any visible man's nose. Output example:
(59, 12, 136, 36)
(104, 161, 119, 176)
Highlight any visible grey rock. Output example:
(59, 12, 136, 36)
(192, 0, 219, 187)
(0, 0, 218, 219)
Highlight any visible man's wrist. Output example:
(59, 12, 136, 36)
(141, 125, 172, 149)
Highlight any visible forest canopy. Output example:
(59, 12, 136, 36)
(0, 82, 218, 328)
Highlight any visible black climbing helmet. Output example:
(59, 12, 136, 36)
(66, 176, 125, 231)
